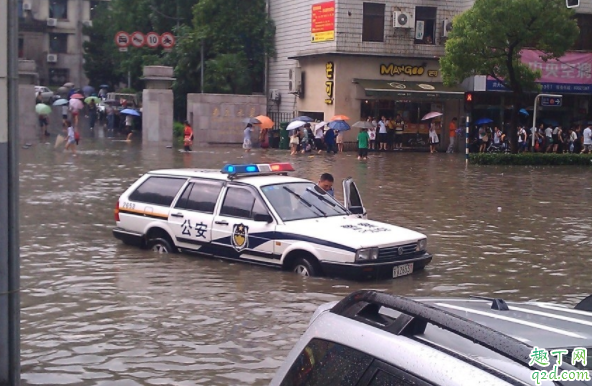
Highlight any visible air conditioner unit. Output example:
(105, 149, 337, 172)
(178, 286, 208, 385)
(22, 2, 32, 11)
(47, 18, 58, 27)
(82, 20, 93, 27)
(269, 89, 280, 101)
(288, 67, 301, 94)
(47, 54, 58, 63)
(442, 19, 453, 37)
(393, 11, 414, 29)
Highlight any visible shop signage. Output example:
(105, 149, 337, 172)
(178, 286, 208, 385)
(326, 62, 334, 79)
(380, 64, 426, 77)
(311, 1, 335, 43)
(486, 50, 592, 94)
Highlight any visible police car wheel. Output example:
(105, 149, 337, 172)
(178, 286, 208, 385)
(292, 257, 318, 277)
(148, 238, 173, 253)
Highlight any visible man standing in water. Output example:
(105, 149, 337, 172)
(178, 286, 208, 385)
(243, 123, 253, 153)
(447, 117, 458, 153)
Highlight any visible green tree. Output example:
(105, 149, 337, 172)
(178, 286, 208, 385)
(189, 0, 275, 94)
(440, 0, 579, 152)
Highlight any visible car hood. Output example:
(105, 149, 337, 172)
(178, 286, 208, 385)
(280, 216, 426, 249)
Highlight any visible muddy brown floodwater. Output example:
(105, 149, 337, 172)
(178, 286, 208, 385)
(18, 136, 592, 385)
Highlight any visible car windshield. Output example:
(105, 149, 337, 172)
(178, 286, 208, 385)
(261, 182, 349, 221)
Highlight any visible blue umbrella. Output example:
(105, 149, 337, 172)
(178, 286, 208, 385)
(292, 116, 314, 122)
(519, 108, 529, 116)
(328, 120, 350, 131)
(82, 85, 95, 96)
(121, 109, 141, 117)
(475, 118, 493, 125)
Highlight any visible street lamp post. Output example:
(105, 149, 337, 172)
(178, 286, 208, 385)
(531, 93, 562, 151)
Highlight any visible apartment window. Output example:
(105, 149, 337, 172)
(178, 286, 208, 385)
(49, 0, 68, 19)
(49, 33, 68, 53)
(18, 38, 24, 58)
(362, 3, 385, 42)
(90, 0, 104, 20)
(48, 68, 69, 87)
(414, 6, 437, 45)
(18, 0, 23, 18)
(573, 14, 592, 51)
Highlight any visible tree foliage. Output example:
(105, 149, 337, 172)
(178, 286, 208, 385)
(440, 0, 579, 152)
(83, 0, 274, 118)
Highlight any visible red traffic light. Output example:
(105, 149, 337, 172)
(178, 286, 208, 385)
(465, 92, 473, 102)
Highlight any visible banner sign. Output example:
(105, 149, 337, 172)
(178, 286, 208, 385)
(311, 1, 335, 43)
(486, 50, 592, 94)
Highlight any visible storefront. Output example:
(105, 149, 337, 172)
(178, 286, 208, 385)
(468, 50, 592, 129)
(291, 54, 465, 146)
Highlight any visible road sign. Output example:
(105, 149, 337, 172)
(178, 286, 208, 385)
(130, 31, 145, 48)
(541, 96, 562, 107)
(160, 32, 175, 49)
(146, 32, 160, 48)
(114, 31, 130, 48)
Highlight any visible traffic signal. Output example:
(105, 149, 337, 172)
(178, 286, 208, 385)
(464, 92, 474, 111)
(566, 0, 580, 8)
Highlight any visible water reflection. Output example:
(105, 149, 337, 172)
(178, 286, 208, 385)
(19, 138, 592, 385)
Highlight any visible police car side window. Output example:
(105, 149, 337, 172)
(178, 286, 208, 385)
(220, 187, 256, 219)
(279, 338, 373, 386)
(175, 181, 223, 214)
(128, 177, 186, 207)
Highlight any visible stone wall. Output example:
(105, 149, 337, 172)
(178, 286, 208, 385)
(187, 94, 267, 144)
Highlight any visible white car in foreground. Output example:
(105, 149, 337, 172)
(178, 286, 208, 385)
(112, 163, 432, 280)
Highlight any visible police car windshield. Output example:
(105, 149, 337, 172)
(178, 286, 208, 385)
(261, 182, 349, 221)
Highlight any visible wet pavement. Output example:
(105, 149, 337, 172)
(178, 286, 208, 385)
(18, 135, 592, 385)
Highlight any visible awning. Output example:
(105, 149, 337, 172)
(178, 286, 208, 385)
(354, 79, 465, 100)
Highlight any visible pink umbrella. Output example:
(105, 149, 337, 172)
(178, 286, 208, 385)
(71, 93, 85, 99)
(421, 111, 443, 121)
(69, 98, 83, 110)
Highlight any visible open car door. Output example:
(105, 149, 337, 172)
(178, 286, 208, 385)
(342, 178, 367, 219)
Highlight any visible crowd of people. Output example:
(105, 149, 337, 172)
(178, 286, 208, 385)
(473, 123, 592, 154)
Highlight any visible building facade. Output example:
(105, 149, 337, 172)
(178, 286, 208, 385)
(267, 0, 592, 144)
(18, 0, 107, 88)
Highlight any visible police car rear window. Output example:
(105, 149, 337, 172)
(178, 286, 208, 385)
(128, 176, 186, 207)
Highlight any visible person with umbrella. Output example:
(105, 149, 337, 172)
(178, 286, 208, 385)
(125, 112, 134, 141)
(183, 120, 193, 152)
(38, 112, 49, 138)
(324, 125, 337, 154)
(86, 99, 98, 130)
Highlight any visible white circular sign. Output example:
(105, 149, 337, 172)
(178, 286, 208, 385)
(114, 31, 130, 48)
(131, 31, 145, 48)
(160, 32, 175, 49)
(146, 32, 160, 48)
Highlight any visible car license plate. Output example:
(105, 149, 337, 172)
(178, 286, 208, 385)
(393, 263, 414, 278)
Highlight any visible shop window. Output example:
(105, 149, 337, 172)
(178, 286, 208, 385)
(414, 6, 437, 45)
(362, 3, 385, 42)
(49, 33, 68, 53)
(49, 0, 68, 20)
(48, 68, 69, 87)
(18, 37, 24, 58)
(573, 14, 592, 51)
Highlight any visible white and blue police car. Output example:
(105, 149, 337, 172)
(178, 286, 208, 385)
(113, 163, 432, 280)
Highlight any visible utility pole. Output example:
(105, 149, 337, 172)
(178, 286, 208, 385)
(0, 0, 21, 385)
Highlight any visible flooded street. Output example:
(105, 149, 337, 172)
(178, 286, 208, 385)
(18, 137, 592, 385)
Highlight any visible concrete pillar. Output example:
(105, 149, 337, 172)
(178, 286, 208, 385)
(18, 59, 38, 143)
(141, 66, 175, 144)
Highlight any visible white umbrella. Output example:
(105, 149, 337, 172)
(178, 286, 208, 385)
(352, 121, 374, 129)
(421, 111, 443, 121)
(286, 120, 306, 132)
(315, 121, 327, 130)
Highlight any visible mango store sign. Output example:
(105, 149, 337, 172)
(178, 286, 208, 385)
(380, 63, 438, 77)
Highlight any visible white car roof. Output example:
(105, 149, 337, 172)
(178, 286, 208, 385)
(147, 169, 311, 188)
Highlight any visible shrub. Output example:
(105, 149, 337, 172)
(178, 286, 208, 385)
(173, 121, 184, 140)
(469, 153, 592, 166)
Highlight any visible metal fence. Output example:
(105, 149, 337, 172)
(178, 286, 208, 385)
(267, 111, 294, 130)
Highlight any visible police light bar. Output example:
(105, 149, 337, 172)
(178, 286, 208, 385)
(221, 163, 295, 174)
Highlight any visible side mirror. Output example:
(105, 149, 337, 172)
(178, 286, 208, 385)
(253, 213, 273, 223)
